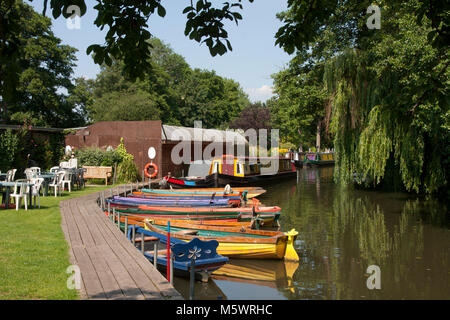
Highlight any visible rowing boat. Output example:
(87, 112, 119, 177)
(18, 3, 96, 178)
(107, 195, 240, 208)
(143, 220, 299, 261)
(140, 187, 266, 199)
(129, 191, 244, 201)
(111, 206, 280, 227)
(107, 210, 278, 230)
(127, 227, 228, 282)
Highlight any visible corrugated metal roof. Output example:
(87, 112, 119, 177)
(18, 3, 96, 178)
(162, 125, 248, 144)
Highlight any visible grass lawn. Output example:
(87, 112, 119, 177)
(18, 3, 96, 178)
(0, 185, 113, 300)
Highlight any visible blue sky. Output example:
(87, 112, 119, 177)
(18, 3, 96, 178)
(30, 1, 292, 102)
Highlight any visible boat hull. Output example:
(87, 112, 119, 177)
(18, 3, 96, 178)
(144, 222, 299, 261)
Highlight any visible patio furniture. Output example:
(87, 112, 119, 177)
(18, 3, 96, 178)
(9, 179, 30, 211)
(37, 172, 56, 196)
(30, 178, 44, 208)
(0, 181, 33, 210)
(24, 168, 34, 180)
(68, 158, 78, 169)
(49, 171, 66, 197)
(6, 169, 17, 182)
(61, 170, 73, 192)
(60, 161, 69, 168)
(50, 166, 60, 173)
(29, 167, 41, 176)
(71, 168, 85, 190)
(82, 166, 112, 185)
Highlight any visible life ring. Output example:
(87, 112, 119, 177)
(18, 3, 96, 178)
(144, 162, 158, 178)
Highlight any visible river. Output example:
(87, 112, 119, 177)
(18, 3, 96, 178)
(172, 167, 450, 300)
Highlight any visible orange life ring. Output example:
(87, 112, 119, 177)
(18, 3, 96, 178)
(144, 162, 158, 178)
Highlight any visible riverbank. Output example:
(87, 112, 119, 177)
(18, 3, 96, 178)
(0, 185, 113, 299)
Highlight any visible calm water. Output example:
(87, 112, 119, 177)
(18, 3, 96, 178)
(173, 167, 450, 300)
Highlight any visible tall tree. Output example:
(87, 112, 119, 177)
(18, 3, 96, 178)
(272, 0, 449, 195)
(230, 102, 271, 131)
(79, 38, 250, 128)
(0, 0, 82, 127)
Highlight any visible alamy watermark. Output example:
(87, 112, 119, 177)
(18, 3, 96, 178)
(66, 5, 81, 30)
(66, 265, 81, 290)
(366, 5, 381, 30)
(366, 265, 381, 289)
(169, 121, 281, 174)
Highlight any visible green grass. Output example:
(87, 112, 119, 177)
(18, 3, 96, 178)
(0, 185, 113, 300)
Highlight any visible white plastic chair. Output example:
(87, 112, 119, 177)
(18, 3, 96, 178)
(59, 161, 69, 168)
(30, 178, 44, 208)
(6, 169, 17, 182)
(29, 167, 41, 176)
(68, 158, 78, 169)
(50, 166, 60, 173)
(61, 170, 72, 192)
(24, 168, 34, 180)
(49, 171, 65, 197)
(9, 179, 29, 211)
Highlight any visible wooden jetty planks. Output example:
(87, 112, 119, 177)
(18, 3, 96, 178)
(59, 182, 183, 300)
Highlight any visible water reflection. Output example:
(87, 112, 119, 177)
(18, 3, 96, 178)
(172, 167, 450, 300)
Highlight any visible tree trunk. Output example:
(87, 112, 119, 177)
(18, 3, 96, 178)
(316, 121, 321, 152)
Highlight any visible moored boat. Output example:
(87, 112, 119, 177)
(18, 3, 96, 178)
(111, 205, 281, 227)
(139, 187, 266, 199)
(143, 220, 300, 261)
(107, 210, 277, 230)
(166, 155, 297, 188)
(303, 152, 335, 166)
(127, 227, 229, 282)
(107, 195, 240, 208)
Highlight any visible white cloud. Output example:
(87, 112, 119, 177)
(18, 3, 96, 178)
(245, 85, 274, 102)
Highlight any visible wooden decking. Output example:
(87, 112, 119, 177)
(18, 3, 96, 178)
(60, 184, 183, 300)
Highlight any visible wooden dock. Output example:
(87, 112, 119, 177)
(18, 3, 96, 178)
(60, 183, 183, 300)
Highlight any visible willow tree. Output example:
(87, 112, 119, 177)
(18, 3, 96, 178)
(273, 0, 448, 195)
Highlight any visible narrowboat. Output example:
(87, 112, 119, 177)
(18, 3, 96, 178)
(166, 155, 297, 188)
(303, 152, 335, 166)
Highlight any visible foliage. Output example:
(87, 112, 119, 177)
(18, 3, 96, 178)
(270, 55, 329, 149)
(41, 0, 255, 79)
(270, 0, 449, 196)
(78, 38, 250, 128)
(229, 102, 271, 131)
(0, 130, 20, 172)
(0, 1, 83, 128)
(74, 138, 139, 183)
(75, 147, 122, 167)
(115, 138, 140, 183)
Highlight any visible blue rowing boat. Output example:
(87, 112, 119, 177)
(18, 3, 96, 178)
(128, 226, 229, 281)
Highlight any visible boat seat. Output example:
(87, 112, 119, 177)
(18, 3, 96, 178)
(175, 230, 198, 236)
(134, 236, 159, 242)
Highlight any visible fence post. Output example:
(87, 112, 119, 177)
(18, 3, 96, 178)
(141, 232, 145, 254)
(132, 225, 136, 246)
(117, 212, 121, 229)
(124, 217, 128, 236)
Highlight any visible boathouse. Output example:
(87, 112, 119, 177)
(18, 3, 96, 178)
(65, 120, 248, 179)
